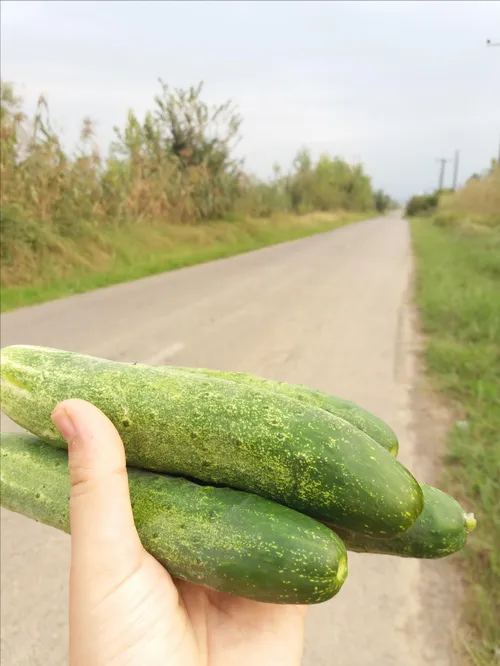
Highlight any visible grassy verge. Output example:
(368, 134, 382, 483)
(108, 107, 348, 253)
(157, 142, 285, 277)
(1, 211, 369, 313)
(411, 219, 499, 665)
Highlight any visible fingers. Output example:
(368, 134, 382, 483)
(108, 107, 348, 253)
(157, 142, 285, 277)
(51, 399, 144, 574)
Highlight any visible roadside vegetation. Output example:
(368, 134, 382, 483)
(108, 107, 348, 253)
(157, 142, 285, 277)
(410, 164, 500, 665)
(1, 210, 369, 312)
(0, 80, 395, 310)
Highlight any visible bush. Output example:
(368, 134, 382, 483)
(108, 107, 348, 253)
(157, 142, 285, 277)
(406, 163, 500, 228)
(439, 164, 500, 229)
(405, 193, 439, 217)
(1, 79, 388, 288)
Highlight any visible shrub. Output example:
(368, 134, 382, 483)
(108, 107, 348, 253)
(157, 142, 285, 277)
(405, 193, 439, 217)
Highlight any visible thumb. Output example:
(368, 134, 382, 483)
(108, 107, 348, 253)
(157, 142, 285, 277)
(51, 399, 144, 579)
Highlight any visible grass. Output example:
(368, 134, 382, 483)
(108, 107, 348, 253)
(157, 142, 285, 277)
(411, 219, 500, 665)
(1, 210, 369, 312)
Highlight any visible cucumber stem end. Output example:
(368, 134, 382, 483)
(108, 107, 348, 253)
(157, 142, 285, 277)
(464, 513, 476, 533)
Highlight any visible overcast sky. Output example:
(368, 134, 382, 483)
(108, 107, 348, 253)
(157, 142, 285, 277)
(2, 0, 499, 200)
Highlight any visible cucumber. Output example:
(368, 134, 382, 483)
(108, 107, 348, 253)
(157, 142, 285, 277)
(175, 366, 399, 456)
(0, 345, 424, 537)
(0, 432, 348, 604)
(326, 484, 476, 559)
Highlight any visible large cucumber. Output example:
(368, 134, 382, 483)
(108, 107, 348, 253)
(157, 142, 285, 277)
(0, 345, 423, 537)
(175, 366, 399, 456)
(0, 432, 348, 604)
(326, 484, 476, 559)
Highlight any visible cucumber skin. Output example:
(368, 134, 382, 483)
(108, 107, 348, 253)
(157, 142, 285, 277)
(326, 484, 475, 559)
(175, 366, 399, 456)
(0, 345, 423, 538)
(0, 432, 348, 604)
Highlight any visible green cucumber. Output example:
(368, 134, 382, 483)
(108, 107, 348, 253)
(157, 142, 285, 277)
(0, 432, 348, 604)
(175, 366, 399, 456)
(0, 345, 423, 537)
(326, 484, 476, 559)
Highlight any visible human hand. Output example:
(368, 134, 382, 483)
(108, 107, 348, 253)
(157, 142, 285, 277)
(51, 399, 308, 666)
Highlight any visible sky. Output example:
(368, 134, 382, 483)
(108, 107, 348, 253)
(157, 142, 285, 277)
(2, 0, 499, 201)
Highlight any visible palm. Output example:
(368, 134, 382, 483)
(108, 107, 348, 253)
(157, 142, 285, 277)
(177, 579, 308, 666)
(100, 549, 308, 666)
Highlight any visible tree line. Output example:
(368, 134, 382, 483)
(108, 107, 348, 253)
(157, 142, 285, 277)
(1, 79, 396, 254)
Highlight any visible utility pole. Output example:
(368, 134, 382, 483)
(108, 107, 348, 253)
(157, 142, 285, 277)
(436, 158, 451, 191)
(486, 39, 500, 163)
(452, 150, 460, 190)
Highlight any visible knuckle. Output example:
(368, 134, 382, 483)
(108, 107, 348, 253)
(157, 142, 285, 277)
(70, 466, 127, 497)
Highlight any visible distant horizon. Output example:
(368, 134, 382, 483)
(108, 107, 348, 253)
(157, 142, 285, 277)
(2, 0, 499, 200)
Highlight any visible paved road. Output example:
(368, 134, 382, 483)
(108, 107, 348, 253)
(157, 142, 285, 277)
(1, 213, 459, 665)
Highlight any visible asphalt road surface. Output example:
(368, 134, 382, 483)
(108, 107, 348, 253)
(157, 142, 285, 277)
(1, 213, 460, 665)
